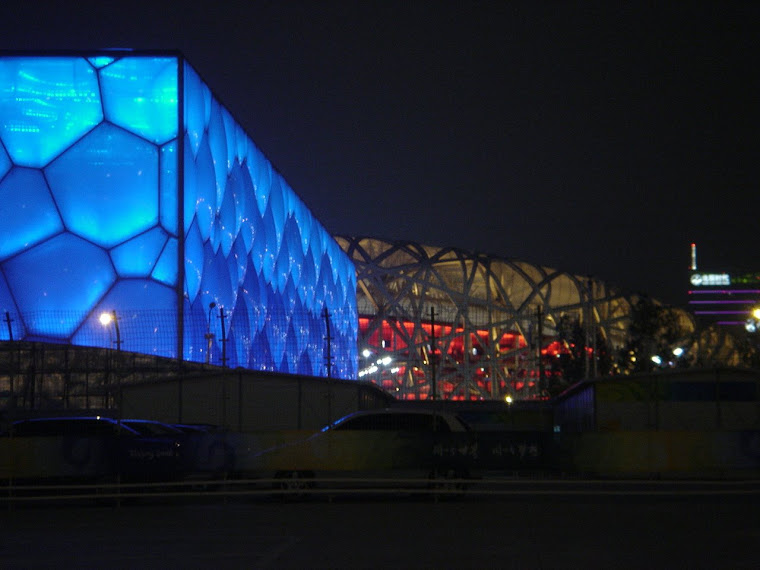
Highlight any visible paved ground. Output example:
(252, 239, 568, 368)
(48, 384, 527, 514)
(1, 482, 758, 569)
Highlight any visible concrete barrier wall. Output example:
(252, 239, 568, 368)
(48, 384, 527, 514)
(561, 431, 760, 478)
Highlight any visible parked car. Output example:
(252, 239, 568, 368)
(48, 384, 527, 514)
(8, 416, 183, 483)
(251, 408, 477, 494)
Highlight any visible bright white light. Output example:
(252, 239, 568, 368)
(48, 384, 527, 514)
(753, 308, 760, 320)
(358, 364, 380, 377)
(99, 312, 113, 326)
(505, 395, 513, 404)
(672, 347, 684, 357)
(746, 320, 758, 333)
(390, 367, 400, 373)
(362, 349, 371, 358)
(651, 355, 662, 365)
(379, 356, 392, 366)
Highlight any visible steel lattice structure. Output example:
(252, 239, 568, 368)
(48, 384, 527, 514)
(336, 237, 694, 401)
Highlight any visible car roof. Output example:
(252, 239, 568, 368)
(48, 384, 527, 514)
(11, 416, 141, 436)
(329, 408, 470, 431)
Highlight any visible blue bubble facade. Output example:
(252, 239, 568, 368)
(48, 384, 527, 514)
(0, 52, 358, 379)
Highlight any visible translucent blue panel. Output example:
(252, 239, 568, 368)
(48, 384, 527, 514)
(45, 123, 159, 248)
(100, 56, 178, 145)
(267, 177, 285, 247)
(241, 261, 266, 331)
(283, 216, 304, 284)
(229, 308, 251, 368)
(0, 57, 103, 167)
(247, 146, 270, 216)
(234, 123, 248, 164)
(219, 173, 237, 257)
(96, 279, 175, 310)
(0, 144, 10, 179)
(207, 98, 228, 206)
(261, 208, 278, 283)
(231, 233, 248, 287)
(300, 252, 316, 306)
(183, 63, 205, 158)
(221, 107, 237, 172)
(227, 162, 246, 238)
(309, 224, 324, 280)
(184, 219, 204, 304)
(160, 140, 178, 235)
(110, 227, 167, 277)
(280, 180, 295, 217)
(296, 201, 313, 255)
(211, 212, 223, 254)
(183, 297, 211, 363)
(4, 233, 115, 337)
(199, 243, 235, 311)
(152, 236, 178, 286)
(282, 277, 297, 314)
(88, 57, 114, 69)
(264, 297, 288, 366)
(284, 320, 299, 373)
(235, 161, 256, 252)
(250, 223, 266, 276)
(297, 351, 313, 376)
(0, 167, 64, 260)
(274, 240, 291, 294)
(225, 253, 239, 302)
(193, 136, 215, 242)
(291, 299, 309, 353)
(182, 133, 197, 235)
(250, 329, 273, 371)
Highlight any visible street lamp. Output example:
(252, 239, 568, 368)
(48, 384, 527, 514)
(205, 302, 216, 364)
(745, 307, 760, 333)
(99, 310, 121, 351)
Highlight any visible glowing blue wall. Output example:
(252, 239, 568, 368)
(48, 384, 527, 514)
(0, 53, 358, 379)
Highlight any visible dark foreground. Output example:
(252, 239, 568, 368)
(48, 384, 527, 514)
(1, 484, 758, 569)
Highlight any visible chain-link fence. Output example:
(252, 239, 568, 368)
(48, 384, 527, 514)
(0, 307, 357, 380)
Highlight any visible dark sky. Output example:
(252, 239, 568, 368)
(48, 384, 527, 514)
(2, 1, 759, 307)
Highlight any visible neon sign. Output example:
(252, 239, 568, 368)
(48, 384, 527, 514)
(689, 273, 731, 287)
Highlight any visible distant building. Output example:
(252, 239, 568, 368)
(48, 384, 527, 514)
(687, 243, 760, 331)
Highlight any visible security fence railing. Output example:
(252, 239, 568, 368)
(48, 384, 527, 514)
(0, 306, 357, 380)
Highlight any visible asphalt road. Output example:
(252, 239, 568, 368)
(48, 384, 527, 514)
(2, 482, 758, 569)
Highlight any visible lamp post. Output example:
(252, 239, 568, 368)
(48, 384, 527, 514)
(99, 310, 121, 351)
(99, 310, 122, 421)
(205, 302, 216, 364)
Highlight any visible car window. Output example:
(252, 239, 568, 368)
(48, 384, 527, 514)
(333, 412, 451, 432)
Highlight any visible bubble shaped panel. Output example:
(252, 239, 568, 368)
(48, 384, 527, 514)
(110, 227, 168, 277)
(4, 233, 116, 338)
(45, 123, 159, 248)
(0, 167, 64, 260)
(0, 56, 103, 167)
(100, 56, 178, 145)
(0, 144, 10, 179)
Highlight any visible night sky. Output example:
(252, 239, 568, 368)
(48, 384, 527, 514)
(2, 1, 758, 307)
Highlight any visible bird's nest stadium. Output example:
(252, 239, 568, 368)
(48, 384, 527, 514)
(336, 237, 713, 401)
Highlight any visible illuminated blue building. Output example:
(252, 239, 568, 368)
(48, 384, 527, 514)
(0, 51, 358, 379)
